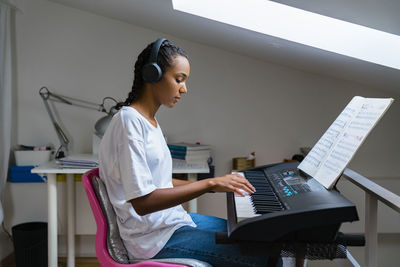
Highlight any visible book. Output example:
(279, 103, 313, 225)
(168, 142, 211, 163)
(298, 96, 394, 189)
(168, 142, 211, 152)
(170, 153, 209, 160)
(170, 154, 211, 163)
(170, 149, 211, 157)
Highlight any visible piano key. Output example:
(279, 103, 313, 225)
(234, 171, 285, 219)
(234, 195, 260, 218)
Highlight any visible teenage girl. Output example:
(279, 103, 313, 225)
(99, 38, 280, 267)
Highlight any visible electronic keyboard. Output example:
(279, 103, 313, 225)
(226, 161, 359, 243)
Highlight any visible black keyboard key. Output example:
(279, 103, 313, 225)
(243, 170, 285, 214)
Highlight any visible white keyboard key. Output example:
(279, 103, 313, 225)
(232, 171, 259, 219)
(235, 195, 259, 218)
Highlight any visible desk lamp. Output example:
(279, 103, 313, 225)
(39, 87, 117, 158)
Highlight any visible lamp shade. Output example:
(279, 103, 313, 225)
(94, 114, 112, 137)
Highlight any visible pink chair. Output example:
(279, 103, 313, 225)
(82, 168, 211, 267)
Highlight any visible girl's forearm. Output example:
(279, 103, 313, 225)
(130, 173, 254, 216)
(172, 178, 194, 186)
(130, 178, 214, 216)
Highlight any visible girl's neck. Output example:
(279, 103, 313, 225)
(130, 93, 160, 120)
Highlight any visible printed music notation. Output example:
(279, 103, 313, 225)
(298, 96, 393, 189)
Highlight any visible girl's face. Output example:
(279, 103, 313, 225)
(152, 55, 190, 108)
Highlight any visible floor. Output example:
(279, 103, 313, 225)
(1, 256, 101, 267)
(58, 257, 101, 267)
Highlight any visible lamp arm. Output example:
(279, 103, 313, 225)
(40, 92, 70, 157)
(40, 88, 108, 114)
(39, 87, 117, 158)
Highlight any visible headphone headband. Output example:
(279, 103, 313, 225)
(148, 38, 166, 65)
(142, 38, 166, 83)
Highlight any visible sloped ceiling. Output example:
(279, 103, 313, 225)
(49, 0, 400, 94)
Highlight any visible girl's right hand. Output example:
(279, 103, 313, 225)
(208, 174, 255, 197)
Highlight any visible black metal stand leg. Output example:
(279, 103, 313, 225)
(296, 257, 305, 267)
(267, 255, 279, 266)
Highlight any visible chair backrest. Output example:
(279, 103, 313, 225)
(82, 168, 185, 267)
(82, 168, 128, 266)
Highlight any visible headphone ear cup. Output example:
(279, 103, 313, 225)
(142, 63, 162, 83)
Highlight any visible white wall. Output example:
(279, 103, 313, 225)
(2, 0, 399, 259)
(0, 229, 13, 262)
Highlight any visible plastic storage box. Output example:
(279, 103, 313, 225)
(14, 150, 52, 166)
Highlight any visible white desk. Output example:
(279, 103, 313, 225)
(32, 158, 209, 267)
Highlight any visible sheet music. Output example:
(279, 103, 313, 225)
(298, 96, 393, 189)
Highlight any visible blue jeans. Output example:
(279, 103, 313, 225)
(153, 213, 282, 267)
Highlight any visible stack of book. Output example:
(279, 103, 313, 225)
(167, 142, 211, 164)
(56, 154, 99, 169)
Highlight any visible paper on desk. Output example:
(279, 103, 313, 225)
(172, 159, 209, 173)
(57, 153, 99, 168)
(298, 96, 393, 189)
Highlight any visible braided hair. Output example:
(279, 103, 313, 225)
(116, 39, 188, 109)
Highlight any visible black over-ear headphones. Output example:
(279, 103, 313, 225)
(142, 38, 166, 83)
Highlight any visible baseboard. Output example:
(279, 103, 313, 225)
(0, 253, 100, 267)
(0, 252, 15, 267)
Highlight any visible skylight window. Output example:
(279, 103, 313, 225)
(172, 0, 400, 70)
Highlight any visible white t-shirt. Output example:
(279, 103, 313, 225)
(99, 106, 196, 259)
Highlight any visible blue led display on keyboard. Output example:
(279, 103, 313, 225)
(266, 168, 322, 198)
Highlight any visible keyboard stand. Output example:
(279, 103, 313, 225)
(215, 232, 365, 263)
